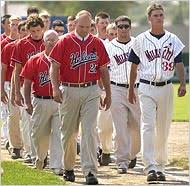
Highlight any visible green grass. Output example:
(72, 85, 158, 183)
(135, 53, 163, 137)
(1, 161, 66, 185)
(173, 83, 189, 121)
(169, 157, 189, 170)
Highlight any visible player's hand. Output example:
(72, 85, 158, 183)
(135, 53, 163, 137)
(128, 87, 136, 104)
(15, 92, 24, 106)
(25, 103, 33, 115)
(178, 84, 186, 97)
(1, 90, 8, 104)
(53, 89, 63, 103)
(100, 94, 111, 111)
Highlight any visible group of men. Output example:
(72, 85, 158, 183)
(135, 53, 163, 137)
(1, 3, 186, 185)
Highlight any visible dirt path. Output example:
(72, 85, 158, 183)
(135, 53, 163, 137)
(1, 122, 189, 185)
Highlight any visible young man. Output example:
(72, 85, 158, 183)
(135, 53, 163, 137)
(39, 11, 51, 32)
(52, 20, 65, 36)
(21, 30, 63, 175)
(66, 15, 76, 33)
(106, 23, 117, 41)
(128, 3, 186, 182)
(49, 10, 111, 185)
(1, 14, 11, 41)
(106, 15, 141, 174)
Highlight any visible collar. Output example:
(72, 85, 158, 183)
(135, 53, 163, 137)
(74, 30, 89, 41)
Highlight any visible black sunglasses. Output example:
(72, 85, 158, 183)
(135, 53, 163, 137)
(117, 24, 130, 29)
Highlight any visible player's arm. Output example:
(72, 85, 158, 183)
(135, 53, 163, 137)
(175, 53, 186, 97)
(49, 61, 62, 103)
(99, 65, 111, 110)
(14, 63, 24, 106)
(23, 79, 33, 115)
(128, 49, 140, 104)
(1, 63, 8, 104)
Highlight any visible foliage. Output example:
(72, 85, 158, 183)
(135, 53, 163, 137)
(1, 161, 65, 185)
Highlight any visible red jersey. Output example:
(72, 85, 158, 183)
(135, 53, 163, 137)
(1, 37, 15, 51)
(1, 40, 17, 81)
(20, 51, 53, 96)
(11, 35, 45, 67)
(0, 33, 8, 41)
(49, 32, 110, 83)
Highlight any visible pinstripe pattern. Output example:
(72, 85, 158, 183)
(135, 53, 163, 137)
(131, 30, 185, 82)
(106, 37, 139, 84)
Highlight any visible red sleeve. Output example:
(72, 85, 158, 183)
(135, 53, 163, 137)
(97, 39, 110, 67)
(1, 45, 10, 65)
(11, 40, 24, 65)
(20, 58, 35, 81)
(49, 38, 65, 65)
(1, 39, 8, 51)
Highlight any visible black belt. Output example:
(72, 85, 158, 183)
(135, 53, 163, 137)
(34, 95, 54, 99)
(140, 79, 171, 86)
(111, 81, 139, 88)
(62, 81, 97, 88)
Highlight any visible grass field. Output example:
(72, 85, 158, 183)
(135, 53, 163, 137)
(173, 83, 189, 121)
(1, 161, 65, 185)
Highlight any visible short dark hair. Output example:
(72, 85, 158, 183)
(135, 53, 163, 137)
(1, 14, 11, 24)
(18, 20, 27, 31)
(114, 15, 131, 26)
(27, 6, 40, 17)
(67, 15, 76, 22)
(52, 20, 64, 29)
(26, 14, 44, 29)
(95, 12, 110, 24)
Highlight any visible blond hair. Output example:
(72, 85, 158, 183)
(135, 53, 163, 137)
(147, 3, 164, 16)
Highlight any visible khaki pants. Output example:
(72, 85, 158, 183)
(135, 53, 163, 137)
(110, 84, 141, 165)
(31, 97, 62, 165)
(59, 85, 99, 176)
(3, 82, 23, 149)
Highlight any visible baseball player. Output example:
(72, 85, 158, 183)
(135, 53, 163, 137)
(20, 30, 63, 175)
(52, 20, 65, 36)
(106, 23, 117, 42)
(106, 15, 141, 174)
(128, 3, 186, 182)
(1, 16, 24, 159)
(95, 11, 114, 166)
(66, 15, 76, 33)
(49, 10, 111, 185)
(11, 14, 45, 163)
(1, 14, 11, 41)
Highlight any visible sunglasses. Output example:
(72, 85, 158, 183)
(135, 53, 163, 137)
(117, 24, 130, 29)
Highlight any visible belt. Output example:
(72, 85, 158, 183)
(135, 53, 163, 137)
(111, 81, 139, 88)
(140, 79, 171, 86)
(34, 95, 54, 99)
(62, 81, 97, 88)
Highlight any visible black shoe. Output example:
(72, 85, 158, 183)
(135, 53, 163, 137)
(11, 148, 22, 159)
(43, 155, 48, 169)
(157, 171, 166, 181)
(100, 153, 111, 166)
(85, 172, 98, 185)
(128, 157, 137, 169)
(77, 142, 80, 155)
(147, 170, 157, 182)
(63, 170, 75, 182)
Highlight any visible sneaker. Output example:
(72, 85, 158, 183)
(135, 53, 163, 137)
(23, 154, 35, 164)
(10, 148, 22, 159)
(117, 162, 127, 174)
(101, 153, 111, 166)
(157, 171, 166, 181)
(128, 157, 137, 169)
(52, 168, 63, 175)
(147, 170, 157, 182)
(35, 159, 44, 170)
(85, 172, 98, 185)
(63, 170, 75, 182)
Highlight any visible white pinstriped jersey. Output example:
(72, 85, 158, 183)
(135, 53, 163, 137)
(106, 37, 139, 84)
(131, 30, 185, 81)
